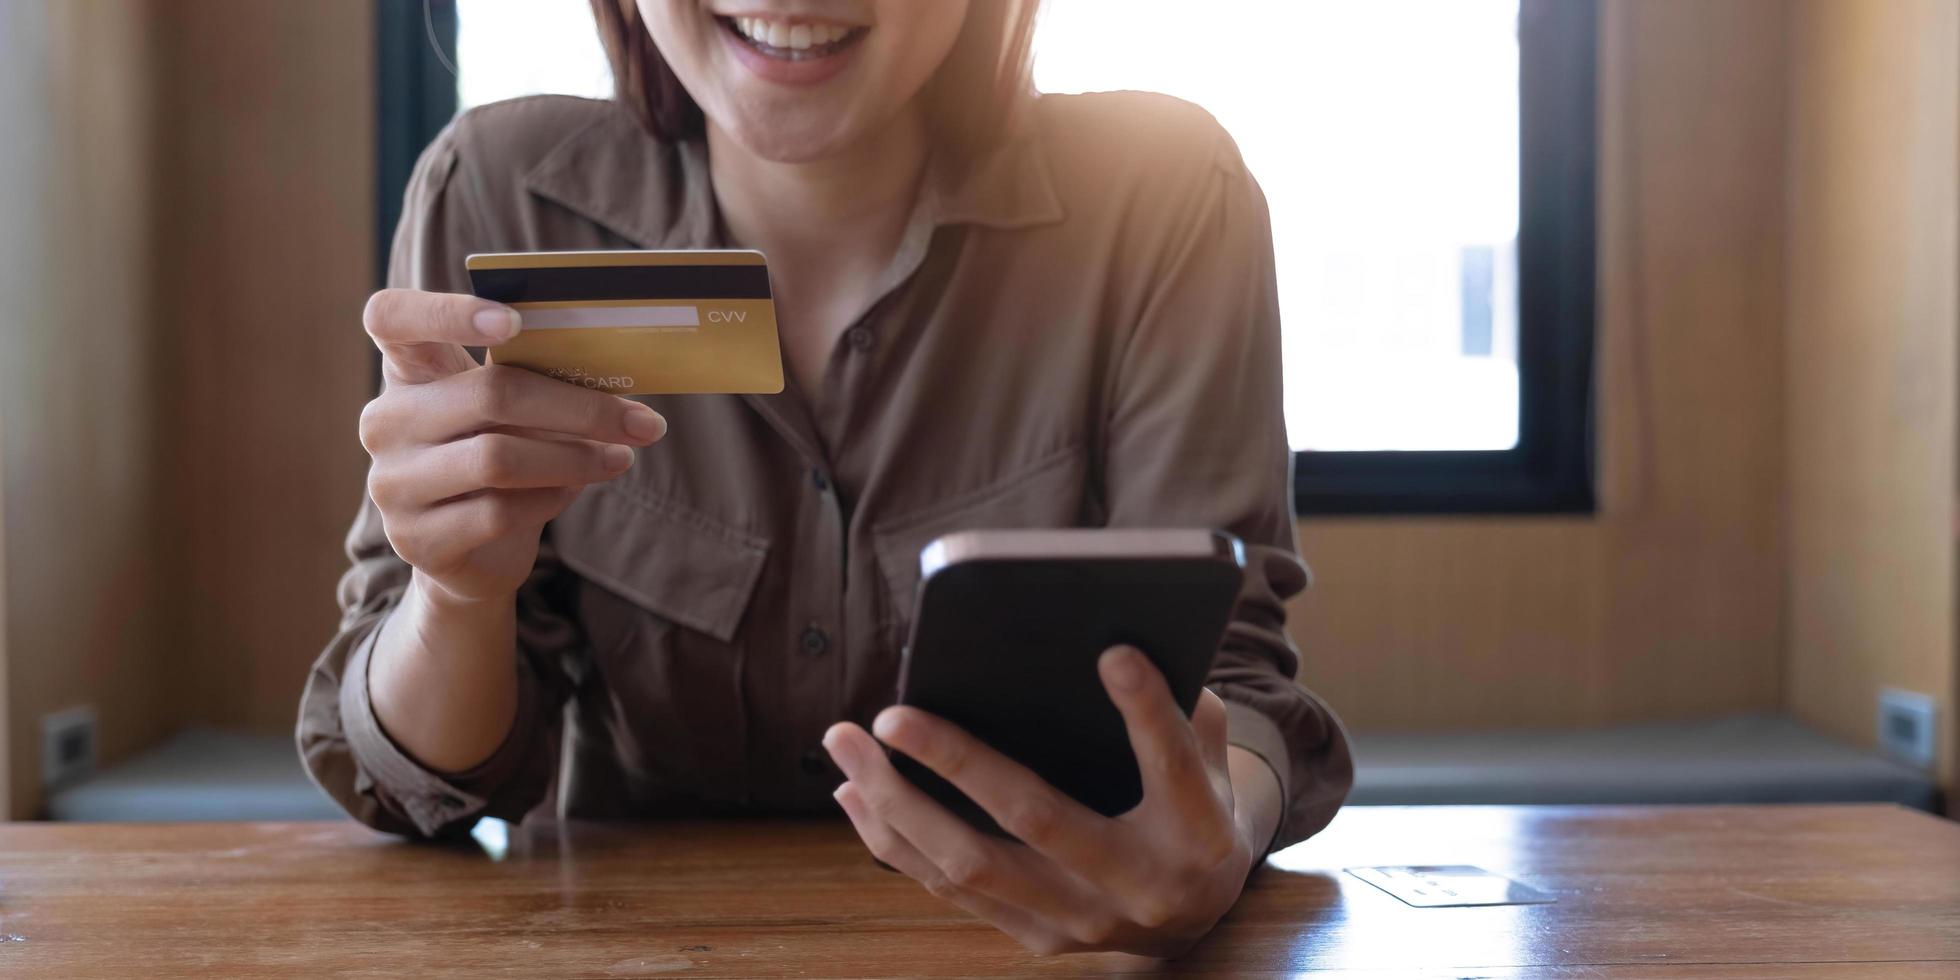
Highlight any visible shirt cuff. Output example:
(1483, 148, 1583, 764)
(338, 612, 537, 837)
(1222, 697, 1291, 856)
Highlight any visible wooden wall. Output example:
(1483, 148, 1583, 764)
(0, 0, 175, 820)
(1290, 0, 1792, 732)
(0, 0, 40, 818)
(1784, 0, 1959, 788)
(0, 417, 10, 811)
(150, 1, 378, 734)
(0, 0, 375, 817)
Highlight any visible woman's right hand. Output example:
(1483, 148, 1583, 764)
(358, 288, 667, 605)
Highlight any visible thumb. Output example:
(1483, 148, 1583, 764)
(364, 288, 519, 386)
(1192, 688, 1230, 773)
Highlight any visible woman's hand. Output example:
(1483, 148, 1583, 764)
(823, 647, 1277, 958)
(358, 288, 667, 604)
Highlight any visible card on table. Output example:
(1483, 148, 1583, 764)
(464, 249, 784, 395)
(1346, 865, 1557, 908)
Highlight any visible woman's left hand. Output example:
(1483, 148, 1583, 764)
(822, 646, 1271, 958)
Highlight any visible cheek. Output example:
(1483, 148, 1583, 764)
(878, 0, 969, 97)
(635, 0, 714, 83)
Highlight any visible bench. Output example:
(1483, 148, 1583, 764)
(1348, 713, 1939, 810)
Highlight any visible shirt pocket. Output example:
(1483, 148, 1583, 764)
(553, 482, 770, 645)
(869, 443, 1089, 651)
(549, 482, 769, 801)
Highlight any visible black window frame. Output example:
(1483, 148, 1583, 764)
(375, 0, 458, 291)
(375, 0, 1597, 515)
(1294, 0, 1599, 515)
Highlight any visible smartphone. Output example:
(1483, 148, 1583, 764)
(891, 528, 1246, 837)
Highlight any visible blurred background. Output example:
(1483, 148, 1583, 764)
(0, 0, 1953, 823)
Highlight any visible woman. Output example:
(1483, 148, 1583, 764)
(301, 0, 1351, 957)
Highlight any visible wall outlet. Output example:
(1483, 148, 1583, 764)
(40, 705, 96, 789)
(1876, 688, 1937, 772)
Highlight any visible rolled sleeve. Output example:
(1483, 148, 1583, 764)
(299, 500, 578, 838)
(332, 613, 544, 835)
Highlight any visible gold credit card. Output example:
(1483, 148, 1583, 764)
(464, 249, 784, 395)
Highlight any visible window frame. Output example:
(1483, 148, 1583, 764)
(1293, 0, 1599, 515)
(375, 0, 459, 290)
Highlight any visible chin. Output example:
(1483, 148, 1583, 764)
(717, 111, 862, 164)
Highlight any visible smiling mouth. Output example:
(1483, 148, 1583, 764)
(717, 14, 869, 61)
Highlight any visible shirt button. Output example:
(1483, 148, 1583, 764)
(799, 625, 830, 657)
(811, 469, 829, 492)
(845, 326, 875, 351)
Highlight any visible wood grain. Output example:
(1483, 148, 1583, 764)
(150, 1, 377, 734)
(1, 0, 175, 820)
(1783, 0, 1960, 790)
(0, 805, 1953, 977)
(0, 0, 32, 820)
(0, 419, 9, 817)
(1291, 0, 1791, 731)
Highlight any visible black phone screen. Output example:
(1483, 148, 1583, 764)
(891, 551, 1244, 836)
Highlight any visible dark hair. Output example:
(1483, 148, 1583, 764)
(589, 0, 1041, 159)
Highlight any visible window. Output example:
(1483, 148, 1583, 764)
(1032, 0, 1598, 513)
(383, 0, 1596, 514)
(1039, 1, 1524, 454)
(455, 1, 610, 109)
(375, 0, 459, 289)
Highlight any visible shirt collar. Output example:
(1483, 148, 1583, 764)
(523, 102, 1065, 250)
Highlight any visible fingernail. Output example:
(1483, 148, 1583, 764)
(602, 444, 634, 473)
(1103, 647, 1143, 692)
(622, 403, 665, 442)
(824, 727, 862, 776)
(871, 710, 906, 746)
(832, 783, 865, 822)
(474, 307, 519, 341)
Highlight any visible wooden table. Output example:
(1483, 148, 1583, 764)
(0, 804, 1955, 977)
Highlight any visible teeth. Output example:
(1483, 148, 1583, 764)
(730, 15, 853, 51)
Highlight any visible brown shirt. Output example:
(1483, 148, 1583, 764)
(298, 92, 1352, 851)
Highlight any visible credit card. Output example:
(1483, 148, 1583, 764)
(464, 249, 784, 395)
(1346, 866, 1557, 908)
